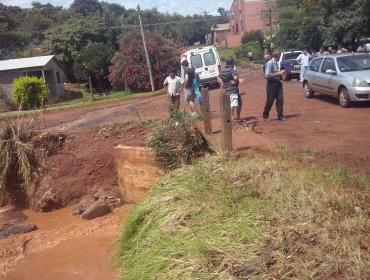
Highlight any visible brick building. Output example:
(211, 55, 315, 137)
(226, 0, 270, 47)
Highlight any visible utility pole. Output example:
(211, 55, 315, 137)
(137, 4, 155, 92)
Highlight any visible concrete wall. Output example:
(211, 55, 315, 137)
(115, 146, 165, 204)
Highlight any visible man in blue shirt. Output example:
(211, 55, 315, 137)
(263, 51, 287, 122)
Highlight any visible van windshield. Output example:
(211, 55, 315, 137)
(190, 54, 203, 68)
(204, 52, 216, 66)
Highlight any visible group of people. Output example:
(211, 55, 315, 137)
(163, 60, 202, 115)
(163, 52, 291, 124)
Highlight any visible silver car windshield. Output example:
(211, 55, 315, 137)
(337, 55, 370, 72)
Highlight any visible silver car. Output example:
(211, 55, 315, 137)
(303, 53, 370, 107)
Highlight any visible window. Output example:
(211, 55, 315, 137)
(337, 55, 370, 72)
(321, 58, 336, 73)
(236, 23, 239, 33)
(309, 58, 323, 72)
(241, 20, 243, 31)
(204, 52, 216, 66)
(56, 72, 61, 83)
(190, 54, 203, 68)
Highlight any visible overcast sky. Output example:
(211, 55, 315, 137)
(1, 0, 233, 16)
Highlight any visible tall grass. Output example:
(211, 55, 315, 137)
(116, 151, 370, 279)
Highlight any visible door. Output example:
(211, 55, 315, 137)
(317, 58, 337, 95)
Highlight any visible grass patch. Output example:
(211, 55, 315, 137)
(0, 90, 157, 120)
(116, 150, 370, 279)
(217, 47, 237, 62)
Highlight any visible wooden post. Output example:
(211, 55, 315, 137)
(220, 90, 232, 152)
(88, 76, 95, 101)
(201, 87, 212, 134)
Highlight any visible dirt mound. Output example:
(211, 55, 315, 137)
(31, 122, 150, 211)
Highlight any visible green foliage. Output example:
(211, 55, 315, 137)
(275, 0, 370, 49)
(70, 0, 103, 17)
(147, 110, 209, 170)
(241, 29, 264, 46)
(235, 42, 263, 62)
(116, 152, 370, 279)
(13, 76, 48, 109)
(73, 42, 114, 85)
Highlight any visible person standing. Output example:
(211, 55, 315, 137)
(217, 56, 242, 121)
(163, 69, 182, 111)
(296, 48, 311, 82)
(263, 51, 287, 122)
(181, 60, 197, 115)
(193, 72, 202, 110)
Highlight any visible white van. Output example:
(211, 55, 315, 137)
(180, 46, 221, 86)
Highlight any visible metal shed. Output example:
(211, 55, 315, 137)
(0, 55, 65, 109)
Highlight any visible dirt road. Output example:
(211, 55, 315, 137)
(40, 69, 370, 158)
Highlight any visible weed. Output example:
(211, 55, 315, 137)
(147, 110, 210, 170)
(116, 150, 370, 280)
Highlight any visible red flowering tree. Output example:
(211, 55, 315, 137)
(109, 30, 180, 91)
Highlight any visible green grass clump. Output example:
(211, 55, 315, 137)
(116, 151, 370, 280)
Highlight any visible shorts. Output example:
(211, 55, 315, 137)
(184, 87, 195, 103)
(230, 93, 242, 108)
(195, 94, 202, 107)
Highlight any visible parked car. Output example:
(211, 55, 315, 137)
(303, 53, 370, 107)
(278, 50, 302, 81)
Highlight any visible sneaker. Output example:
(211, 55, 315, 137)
(263, 117, 270, 122)
(278, 116, 287, 121)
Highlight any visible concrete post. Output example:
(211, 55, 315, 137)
(201, 87, 212, 134)
(220, 90, 232, 151)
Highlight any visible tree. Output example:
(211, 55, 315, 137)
(217, 7, 227, 17)
(109, 31, 179, 91)
(43, 17, 110, 80)
(241, 30, 264, 47)
(73, 42, 114, 88)
(70, 0, 103, 17)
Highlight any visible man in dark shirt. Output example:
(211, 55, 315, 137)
(181, 60, 197, 115)
(217, 56, 242, 120)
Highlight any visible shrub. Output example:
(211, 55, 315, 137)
(235, 41, 263, 62)
(241, 29, 264, 46)
(13, 76, 48, 109)
(147, 110, 210, 170)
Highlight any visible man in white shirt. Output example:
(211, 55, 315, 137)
(296, 48, 311, 82)
(163, 69, 182, 111)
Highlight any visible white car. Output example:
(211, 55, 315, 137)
(303, 53, 370, 107)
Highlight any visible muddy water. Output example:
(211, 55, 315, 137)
(1, 205, 134, 279)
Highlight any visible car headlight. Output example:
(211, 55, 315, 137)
(352, 78, 369, 87)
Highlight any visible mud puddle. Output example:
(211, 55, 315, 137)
(1, 205, 134, 279)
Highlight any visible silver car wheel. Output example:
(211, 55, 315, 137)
(304, 82, 314, 98)
(339, 87, 351, 108)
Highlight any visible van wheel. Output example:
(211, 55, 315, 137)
(339, 87, 351, 108)
(303, 82, 314, 98)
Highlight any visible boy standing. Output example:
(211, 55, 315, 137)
(217, 56, 242, 121)
(163, 69, 182, 111)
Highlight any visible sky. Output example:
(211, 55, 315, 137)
(1, 0, 233, 16)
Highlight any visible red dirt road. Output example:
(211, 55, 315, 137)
(40, 69, 370, 159)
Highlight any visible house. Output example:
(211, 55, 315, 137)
(0, 55, 65, 110)
(211, 23, 231, 46)
(226, 0, 270, 47)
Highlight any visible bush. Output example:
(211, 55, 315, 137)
(147, 110, 210, 170)
(235, 41, 263, 62)
(13, 76, 48, 109)
(241, 29, 264, 46)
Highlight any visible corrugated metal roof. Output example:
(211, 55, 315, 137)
(212, 23, 231, 31)
(0, 55, 54, 71)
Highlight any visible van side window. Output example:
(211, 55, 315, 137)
(204, 52, 216, 66)
(190, 54, 203, 68)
